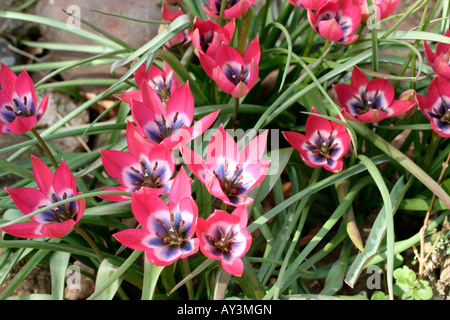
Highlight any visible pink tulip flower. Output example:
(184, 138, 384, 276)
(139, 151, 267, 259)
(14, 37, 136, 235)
(196, 205, 252, 276)
(423, 29, 450, 81)
(116, 62, 181, 105)
(131, 81, 220, 149)
(0, 63, 48, 134)
(333, 66, 415, 123)
(2, 156, 85, 238)
(182, 124, 270, 207)
(307, 0, 361, 44)
(100, 121, 175, 202)
(191, 17, 236, 57)
(199, 37, 260, 98)
(159, 5, 191, 48)
(203, 0, 256, 20)
(283, 108, 351, 172)
(416, 76, 450, 138)
(113, 167, 198, 266)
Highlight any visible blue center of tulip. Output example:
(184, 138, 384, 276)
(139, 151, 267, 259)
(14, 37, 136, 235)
(129, 160, 165, 189)
(154, 211, 190, 246)
(306, 130, 338, 160)
(207, 225, 236, 254)
(430, 95, 450, 124)
(200, 30, 215, 53)
(150, 76, 172, 100)
(4, 97, 36, 122)
(152, 112, 185, 142)
(224, 63, 249, 85)
(213, 159, 246, 196)
(352, 89, 383, 115)
(214, 0, 239, 13)
(39, 192, 77, 222)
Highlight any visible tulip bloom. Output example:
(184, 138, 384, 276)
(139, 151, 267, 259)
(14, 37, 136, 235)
(333, 66, 415, 123)
(159, 5, 190, 48)
(116, 62, 181, 105)
(113, 167, 198, 266)
(283, 108, 351, 172)
(0, 63, 48, 134)
(353, 0, 399, 22)
(307, 0, 361, 44)
(287, 0, 329, 10)
(191, 17, 236, 57)
(100, 122, 175, 201)
(423, 29, 450, 81)
(196, 206, 252, 277)
(2, 156, 85, 238)
(199, 37, 260, 98)
(182, 124, 270, 206)
(416, 76, 450, 138)
(203, 0, 256, 20)
(396, 89, 418, 120)
(131, 81, 219, 149)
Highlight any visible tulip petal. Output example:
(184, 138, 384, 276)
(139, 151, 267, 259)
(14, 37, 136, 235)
(207, 125, 240, 165)
(6, 187, 50, 216)
(239, 129, 268, 165)
(166, 82, 194, 126)
(1, 222, 44, 239)
(113, 229, 152, 251)
(31, 155, 54, 198)
(0, 63, 17, 98)
(190, 109, 220, 140)
(42, 219, 75, 238)
(6, 115, 37, 134)
(168, 166, 192, 212)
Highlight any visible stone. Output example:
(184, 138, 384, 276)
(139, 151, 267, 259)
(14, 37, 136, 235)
(34, 0, 164, 81)
(36, 89, 90, 154)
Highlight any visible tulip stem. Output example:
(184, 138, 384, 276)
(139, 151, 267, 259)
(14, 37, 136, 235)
(74, 224, 104, 261)
(213, 265, 231, 300)
(232, 97, 240, 129)
(182, 258, 195, 300)
(221, 201, 228, 211)
(218, 0, 227, 27)
(303, 28, 315, 57)
(30, 127, 58, 170)
(320, 39, 331, 58)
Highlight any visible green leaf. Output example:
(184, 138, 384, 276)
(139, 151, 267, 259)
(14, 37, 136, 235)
(393, 281, 412, 300)
(393, 265, 416, 285)
(0, 158, 34, 181)
(142, 260, 164, 300)
(415, 281, 433, 300)
(93, 259, 123, 300)
(50, 251, 71, 300)
(358, 155, 395, 300)
(247, 147, 293, 212)
(371, 291, 390, 300)
(320, 241, 352, 296)
(345, 176, 407, 290)
(0, 11, 122, 49)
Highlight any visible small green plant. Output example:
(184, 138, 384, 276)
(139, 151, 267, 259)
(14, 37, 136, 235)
(392, 266, 433, 300)
(371, 265, 434, 300)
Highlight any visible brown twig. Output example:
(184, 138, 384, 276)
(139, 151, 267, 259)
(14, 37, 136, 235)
(418, 150, 450, 279)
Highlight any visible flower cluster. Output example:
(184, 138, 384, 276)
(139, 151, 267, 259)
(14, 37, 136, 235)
(289, 0, 399, 45)
(1, 0, 450, 300)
